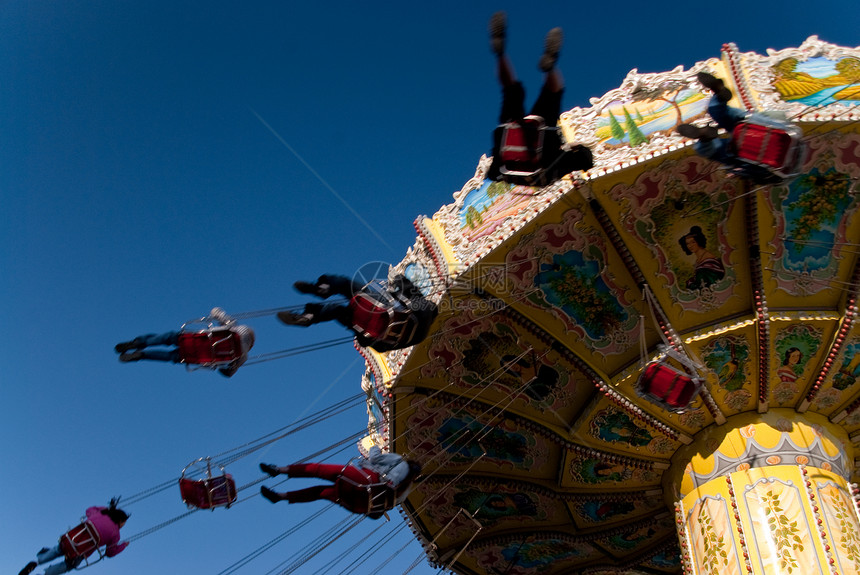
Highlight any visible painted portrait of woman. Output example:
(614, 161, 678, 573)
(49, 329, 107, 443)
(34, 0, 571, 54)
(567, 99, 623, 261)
(777, 347, 803, 383)
(678, 226, 726, 290)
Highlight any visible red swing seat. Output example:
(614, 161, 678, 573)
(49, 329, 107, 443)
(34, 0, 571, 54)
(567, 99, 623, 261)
(179, 458, 237, 510)
(636, 362, 703, 412)
(336, 461, 396, 518)
(179, 475, 237, 510)
(349, 283, 418, 348)
(177, 329, 241, 366)
(732, 117, 805, 180)
(498, 115, 549, 178)
(59, 520, 102, 563)
(350, 294, 392, 340)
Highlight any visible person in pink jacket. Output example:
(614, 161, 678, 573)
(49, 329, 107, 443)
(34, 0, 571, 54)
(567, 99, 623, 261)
(19, 501, 129, 575)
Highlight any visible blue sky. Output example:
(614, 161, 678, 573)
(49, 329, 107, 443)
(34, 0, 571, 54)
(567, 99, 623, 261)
(1, 2, 858, 574)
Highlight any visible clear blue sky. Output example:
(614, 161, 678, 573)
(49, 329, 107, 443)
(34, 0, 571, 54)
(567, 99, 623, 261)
(1, 2, 857, 574)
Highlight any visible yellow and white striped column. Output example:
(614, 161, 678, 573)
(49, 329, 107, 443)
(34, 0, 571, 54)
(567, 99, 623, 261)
(667, 410, 860, 575)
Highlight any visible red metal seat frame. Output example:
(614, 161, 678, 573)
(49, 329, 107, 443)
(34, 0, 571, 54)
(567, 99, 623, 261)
(498, 115, 550, 178)
(59, 520, 103, 567)
(336, 460, 396, 517)
(637, 362, 702, 411)
(177, 329, 242, 367)
(349, 283, 418, 348)
(179, 457, 238, 510)
(732, 117, 805, 180)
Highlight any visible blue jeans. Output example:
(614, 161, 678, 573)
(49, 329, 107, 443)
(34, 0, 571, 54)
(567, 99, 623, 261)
(695, 96, 748, 163)
(699, 96, 791, 183)
(36, 545, 79, 575)
(135, 331, 181, 362)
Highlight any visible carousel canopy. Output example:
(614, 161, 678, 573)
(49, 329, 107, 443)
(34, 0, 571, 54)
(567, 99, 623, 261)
(361, 36, 860, 575)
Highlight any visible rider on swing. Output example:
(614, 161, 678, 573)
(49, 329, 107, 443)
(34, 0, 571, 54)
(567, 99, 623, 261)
(259, 446, 422, 519)
(114, 307, 255, 377)
(485, 12, 592, 186)
(677, 72, 803, 184)
(277, 273, 438, 353)
(19, 499, 129, 575)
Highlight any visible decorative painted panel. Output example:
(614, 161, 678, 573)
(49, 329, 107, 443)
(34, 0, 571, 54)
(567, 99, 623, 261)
(772, 324, 824, 406)
(403, 395, 553, 475)
(771, 56, 860, 106)
(584, 403, 678, 457)
(414, 479, 559, 540)
(686, 496, 743, 575)
(743, 476, 821, 575)
(700, 332, 756, 414)
(593, 515, 675, 555)
(419, 302, 593, 422)
(763, 132, 860, 306)
(569, 495, 662, 528)
(640, 547, 683, 571)
(817, 336, 860, 414)
(558, 58, 728, 172)
(503, 204, 640, 357)
(735, 36, 860, 114)
(562, 451, 660, 490)
(470, 536, 596, 575)
(458, 180, 544, 244)
(818, 480, 860, 575)
(603, 154, 742, 316)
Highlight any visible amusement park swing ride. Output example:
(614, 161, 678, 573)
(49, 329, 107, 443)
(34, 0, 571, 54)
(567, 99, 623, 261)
(54, 35, 860, 575)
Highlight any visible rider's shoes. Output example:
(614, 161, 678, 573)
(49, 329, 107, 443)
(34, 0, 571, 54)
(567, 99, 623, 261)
(488, 12, 506, 56)
(259, 463, 280, 477)
(293, 281, 317, 294)
(677, 123, 719, 142)
(119, 351, 144, 362)
(114, 339, 143, 353)
(538, 27, 563, 72)
(696, 72, 732, 103)
(294, 281, 331, 298)
(114, 341, 134, 353)
(19, 562, 37, 575)
(260, 486, 281, 503)
(277, 311, 315, 327)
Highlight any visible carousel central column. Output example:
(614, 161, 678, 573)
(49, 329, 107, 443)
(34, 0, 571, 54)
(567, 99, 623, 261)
(666, 410, 860, 575)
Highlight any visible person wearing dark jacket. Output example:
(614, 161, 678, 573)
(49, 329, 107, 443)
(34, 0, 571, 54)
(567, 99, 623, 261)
(676, 71, 794, 184)
(485, 11, 592, 185)
(277, 274, 438, 352)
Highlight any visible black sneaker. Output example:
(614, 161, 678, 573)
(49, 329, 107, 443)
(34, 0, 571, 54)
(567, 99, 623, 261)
(114, 339, 143, 353)
(277, 311, 315, 327)
(19, 562, 37, 575)
(538, 27, 563, 72)
(696, 72, 732, 103)
(259, 463, 280, 477)
(488, 11, 506, 56)
(293, 281, 317, 295)
(677, 124, 718, 142)
(294, 280, 331, 298)
(260, 486, 281, 503)
(119, 351, 144, 362)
